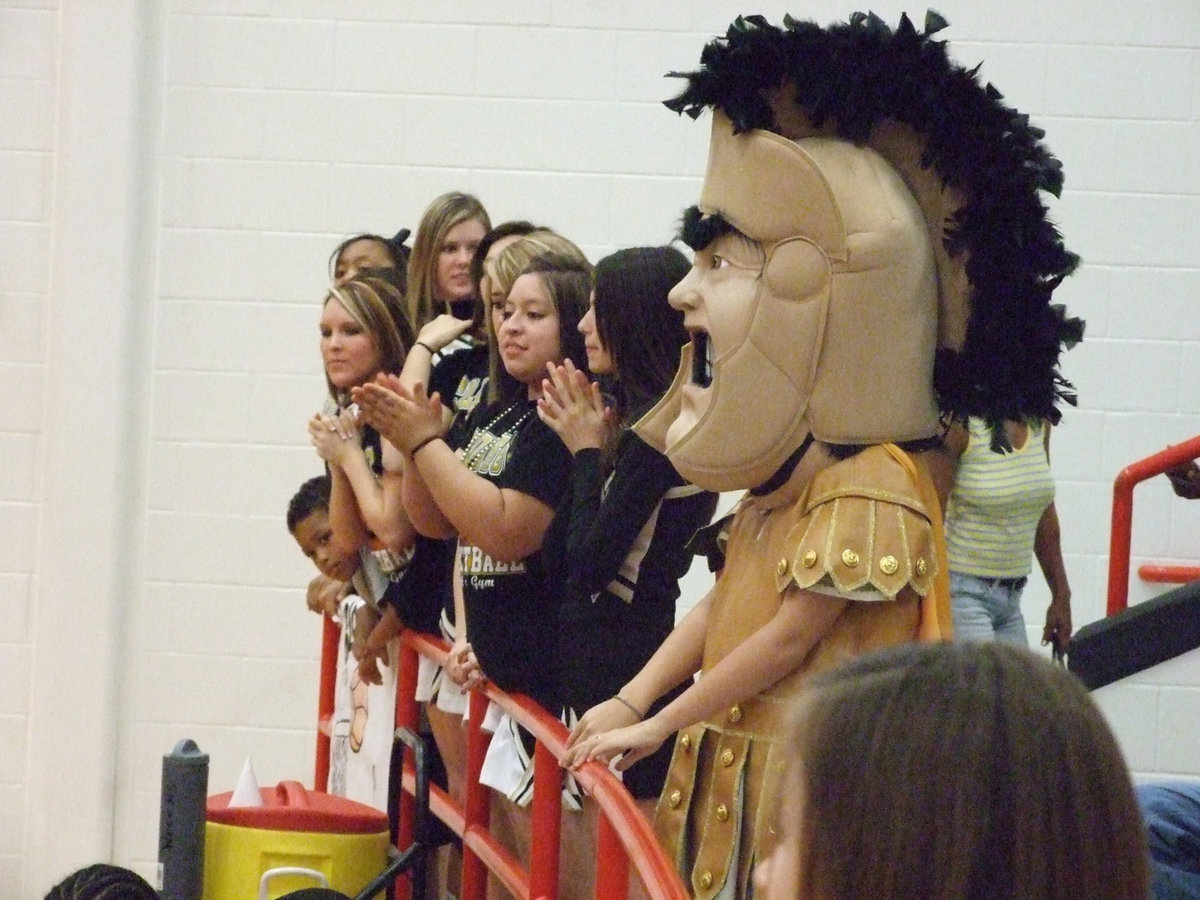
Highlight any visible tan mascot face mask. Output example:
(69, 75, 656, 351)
(637, 111, 940, 493)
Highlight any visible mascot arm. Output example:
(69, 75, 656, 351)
(642, 586, 847, 736)
(618, 586, 715, 716)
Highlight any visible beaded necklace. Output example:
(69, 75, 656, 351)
(460, 399, 535, 476)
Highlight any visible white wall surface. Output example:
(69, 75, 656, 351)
(2, 1, 1198, 895)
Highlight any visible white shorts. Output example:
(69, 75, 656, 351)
(415, 607, 469, 715)
(414, 654, 440, 704)
(478, 711, 582, 811)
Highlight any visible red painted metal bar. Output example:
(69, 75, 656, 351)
(314, 623, 689, 900)
(1138, 564, 1200, 584)
(393, 631, 690, 900)
(313, 612, 339, 791)
(1108, 434, 1200, 615)
(529, 739, 564, 900)
(594, 813, 630, 900)
(462, 687, 496, 900)
(393, 642, 421, 900)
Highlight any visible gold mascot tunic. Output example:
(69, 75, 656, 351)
(654, 444, 950, 899)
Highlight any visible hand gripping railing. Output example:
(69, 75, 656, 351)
(1107, 433, 1200, 615)
(314, 621, 689, 900)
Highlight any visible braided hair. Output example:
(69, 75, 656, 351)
(45, 864, 159, 900)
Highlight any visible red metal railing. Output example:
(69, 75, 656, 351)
(314, 624, 688, 900)
(314, 614, 340, 791)
(1138, 564, 1200, 584)
(1107, 433, 1200, 615)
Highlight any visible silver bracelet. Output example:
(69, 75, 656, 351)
(613, 695, 645, 720)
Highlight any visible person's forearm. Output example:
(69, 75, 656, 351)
(399, 342, 435, 391)
(375, 470, 417, 551)
(566, 445, 675, 596)
(647, 588, 848, 735)
(327, 464, 369, 555)
(617, 591, 713, 716)
(336, 449, 393, 539)
(1034, 502, 1070, 598)
(453, 549, 467, 644)
(413, 439, 551, 561)
(400, 450, 455, 539)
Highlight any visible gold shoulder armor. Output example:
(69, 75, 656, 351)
(777, 445, 936, 599)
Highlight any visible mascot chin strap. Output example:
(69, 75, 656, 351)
(749, 432, 815, 497)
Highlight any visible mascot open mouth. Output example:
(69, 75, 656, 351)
(690, 331, 713, 388)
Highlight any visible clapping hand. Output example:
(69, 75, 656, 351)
(537, 359, 614, 454)
(308, 407, 361, 465)
(353, 375, 445, 454)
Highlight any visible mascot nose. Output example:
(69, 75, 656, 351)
(668, 271, 700, 312)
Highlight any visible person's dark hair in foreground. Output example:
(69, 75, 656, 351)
(46, 863, 159, 900)
(755, 641, 1150, 900)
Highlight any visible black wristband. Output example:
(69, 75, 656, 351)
(415, 341, 435, 354)
(410, 434, 442, 457)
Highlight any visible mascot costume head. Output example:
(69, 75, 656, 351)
(637, 11, 1083, 493)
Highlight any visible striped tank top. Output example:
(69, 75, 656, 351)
(945, 417, 1054, 578)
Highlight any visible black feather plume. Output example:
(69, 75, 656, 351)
(664, 11, 1084, 435)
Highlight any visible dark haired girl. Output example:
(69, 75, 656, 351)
(537, 246, 718, 896)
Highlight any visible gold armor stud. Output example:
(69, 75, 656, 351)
(720, 749, 735, 767)
(716, 803, 729, 822)
(775, 557, 788, 576)
(916, 557, 928, 576)
(727, 704, 743, 724)
(802, 549, 817, 568)
(668, 789, 682, 808)
(841, 548, 860, 568)
(699, 872, 714, 890)
(879, 555, 899, 575)
(680, 733, 692, 751)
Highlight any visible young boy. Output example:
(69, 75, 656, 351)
(287, 474, 394, 808)
(288, 473, 360, 616)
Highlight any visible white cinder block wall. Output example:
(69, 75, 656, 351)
(3, 1, 1198, 895)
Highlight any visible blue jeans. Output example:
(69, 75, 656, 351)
(1139, 783, 1200, 899)
(949, 571, 1029, 644)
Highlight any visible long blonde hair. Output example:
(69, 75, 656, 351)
(405, 192, 490, 330)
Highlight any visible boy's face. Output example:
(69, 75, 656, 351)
(291, 509, 357, 581)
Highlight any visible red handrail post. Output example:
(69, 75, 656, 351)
(529, 740, 563, 900)
(393, 641, 421, 900)
(1107, 434, 1200, 615)
(462, 690, 493, 900)
(318, 628, 690, 900)
(1108, 474, 1135, 616)
(595, 813, 630, 900)
(314, 613, 339, 791)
